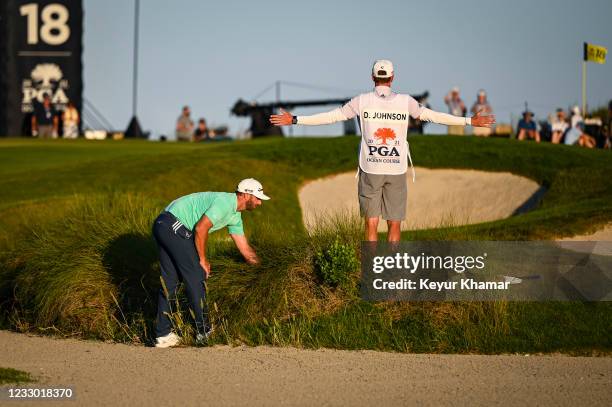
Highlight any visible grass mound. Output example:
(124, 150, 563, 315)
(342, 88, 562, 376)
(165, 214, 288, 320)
(1, 193, 160, 340)
(0, 194, 362, 345)
(2, 201, 609, 354)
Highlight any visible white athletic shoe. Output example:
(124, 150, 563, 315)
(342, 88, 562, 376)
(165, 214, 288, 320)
(155, 332, 180, 348)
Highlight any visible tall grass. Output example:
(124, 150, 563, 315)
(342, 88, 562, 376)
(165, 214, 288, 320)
(0, 193, 160, 341)
(2, 200, 608, 354)
(0, 194, 362, 344)
(0, 195, 349, 344)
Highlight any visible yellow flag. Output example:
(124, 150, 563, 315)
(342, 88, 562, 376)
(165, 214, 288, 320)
(584, 42, 607, 64)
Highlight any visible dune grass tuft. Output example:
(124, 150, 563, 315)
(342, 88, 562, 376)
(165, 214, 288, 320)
(0, 367, 35, 384)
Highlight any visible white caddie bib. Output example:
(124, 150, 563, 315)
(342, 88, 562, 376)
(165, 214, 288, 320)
(358, 93, 412, 176)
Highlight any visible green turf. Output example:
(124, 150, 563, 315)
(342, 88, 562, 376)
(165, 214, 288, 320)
(0, 367, 34, 384)
(0, 136, 610, 353)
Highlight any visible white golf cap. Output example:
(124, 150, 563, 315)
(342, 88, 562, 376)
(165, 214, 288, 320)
(478, 89, 486, 96)
(236, 178, 270, 200)
(372, 59, 394, 78)
(452, 86, 460, 93)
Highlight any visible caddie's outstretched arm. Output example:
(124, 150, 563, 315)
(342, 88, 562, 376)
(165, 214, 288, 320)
(270, 96, 359, 127)
(270, 107, 351, 127)
(231, 233, 260, 265)
(418, 108, 496, 128)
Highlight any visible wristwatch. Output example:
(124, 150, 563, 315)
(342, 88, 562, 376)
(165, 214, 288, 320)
(292, 116, 298, 125)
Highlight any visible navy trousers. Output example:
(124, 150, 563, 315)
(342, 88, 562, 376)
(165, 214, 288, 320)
(153, 211, 210, 337)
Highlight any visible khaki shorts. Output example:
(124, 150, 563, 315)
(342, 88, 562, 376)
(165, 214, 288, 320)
(358, 171, 407, 220)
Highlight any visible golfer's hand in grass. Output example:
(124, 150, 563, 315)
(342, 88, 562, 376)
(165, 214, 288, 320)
(246, 254, 260, 265)
(200, 259, 211, 278)
(471, 109, 496, 128)
(231, 234, 260, 266)
(269, 108, 293, 126)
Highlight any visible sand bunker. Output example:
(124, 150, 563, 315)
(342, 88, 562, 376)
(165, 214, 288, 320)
(556, 223, 612, 256)
(299, 167, 541, 232)
(558, 224, 612, 241)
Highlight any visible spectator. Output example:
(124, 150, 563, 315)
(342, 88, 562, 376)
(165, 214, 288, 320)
(175, 105, 194, 141)
(31, 94, 58, 138)
(550, 108, 568, 144)
(517, 111, 540, 143)
(194, 118, 210, 141)
(564, 122, 596, 148)
(62, 101, 80, 139)
(570, 105, 583, 128)
(470, 89, 493, 137)
(444, 86, 467, 135)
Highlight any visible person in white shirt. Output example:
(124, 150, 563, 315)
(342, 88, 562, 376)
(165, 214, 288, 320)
(470, 90, 493, 137)
(444, 86, 467, 135)
(570, 106, 583, 129)
(270, 60, 495, 242)
(176, 105, 194, 142)
(550, 108, 569, 144)
(62, 101, 80, 139)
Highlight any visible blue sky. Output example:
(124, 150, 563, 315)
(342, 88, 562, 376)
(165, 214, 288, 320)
(83, 0, 612, 137)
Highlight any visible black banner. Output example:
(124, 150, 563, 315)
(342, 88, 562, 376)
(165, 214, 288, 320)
(0, 0, 82, 137)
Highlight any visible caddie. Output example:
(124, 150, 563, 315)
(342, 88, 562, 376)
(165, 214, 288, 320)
(270, 59, 495, 242)
(153, 178, 270, 348)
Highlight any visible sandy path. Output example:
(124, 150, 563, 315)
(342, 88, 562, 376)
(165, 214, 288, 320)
(299, 168, 541, 232)
(1, 331, 610, 406)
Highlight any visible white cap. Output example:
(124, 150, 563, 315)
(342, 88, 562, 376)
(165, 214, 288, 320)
(236, 178, 270, 200)
(372, 59, 394, 78)
(452, 86, 460, 93)
(478, 89, 486, 97)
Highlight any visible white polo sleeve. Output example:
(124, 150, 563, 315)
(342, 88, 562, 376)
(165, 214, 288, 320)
(339, 96, 359, 120)
(296, 96, 359, 125)
(407, 95, 425, 119)
(418, 108, 472, 126)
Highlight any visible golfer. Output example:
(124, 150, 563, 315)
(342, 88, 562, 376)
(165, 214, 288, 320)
(154, 178, 270, 348)
(270, 59, 495, 242)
